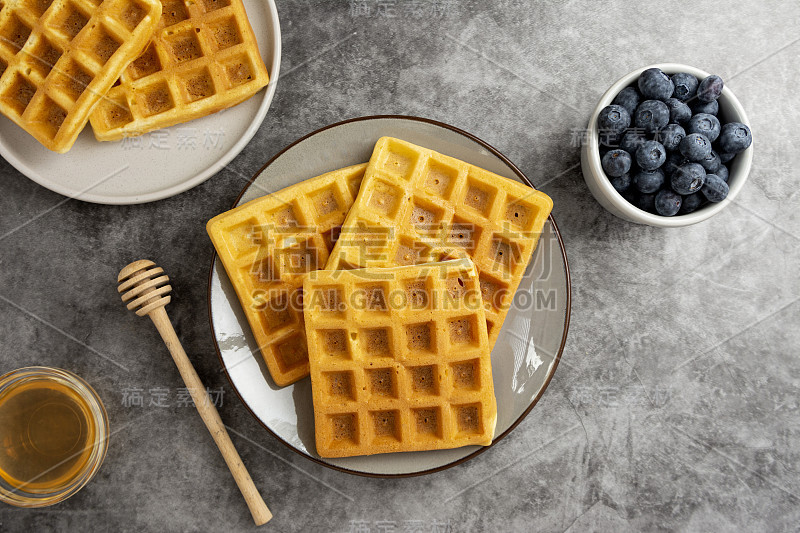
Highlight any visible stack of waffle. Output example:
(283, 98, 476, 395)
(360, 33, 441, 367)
(0, 0, 269, 152)
(207, 137, 553, 458)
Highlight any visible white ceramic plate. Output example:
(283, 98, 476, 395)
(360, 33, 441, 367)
(208, 116, 571, 476)
(0, 0, 281, 205)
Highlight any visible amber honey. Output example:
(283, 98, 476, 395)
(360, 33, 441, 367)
(0, 368, 108, 507)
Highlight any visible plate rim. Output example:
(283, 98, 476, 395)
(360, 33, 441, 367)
(206, 114, 572, 478)
(0, 0, 282, 205)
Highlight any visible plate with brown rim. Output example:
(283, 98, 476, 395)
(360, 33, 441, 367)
(207, 115, 570, 477)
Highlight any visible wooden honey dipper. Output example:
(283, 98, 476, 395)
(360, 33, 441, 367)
(117, 260, 272, 526)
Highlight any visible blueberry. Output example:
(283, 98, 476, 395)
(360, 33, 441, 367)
(633, 168, 665, 193)
(610, 172, 632, 193)
(702, 174, 729, 202)
(690, 99, 719, 116)
(697, 75, 724, 102)
(656, 123, 686, 151)
(638, 68, 674, 101)
(665, 98, 692, 124)
(687, 113, 721, 143)
(634, 100, 670, 133)
(663, 152, 686, 176)
(678, 193, 704, 214)
(679, 133, 712, 162)
(619, 129, 646, 155)
(716, 164, 729, 182)
(655, 189, 682, 216)
(635, 140, 666, 171)
(671, 162, 706, 195)
(597, 104, 631, 137)
(670, 72, 699, 102)
(612, 87, 640, 116)
(700, 150, 721, 173)
(602, 149, 632, 177)
(718, 122, 752, 153)
(718, 151, 735, 164)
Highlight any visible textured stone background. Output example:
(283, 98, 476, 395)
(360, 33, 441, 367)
(1, 0, 799, 531)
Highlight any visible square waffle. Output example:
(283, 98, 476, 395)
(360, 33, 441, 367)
(206, 164, 367, 387)
(89, 0, 269, 140)
(0, 0, 162, 152)
(326, 137, 553, 347)
(304, 258, 497, 458)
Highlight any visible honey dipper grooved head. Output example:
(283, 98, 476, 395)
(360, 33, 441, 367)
(118, 260, 172, 317)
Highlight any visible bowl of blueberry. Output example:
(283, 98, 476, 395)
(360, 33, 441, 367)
(581, 63, 753, 226)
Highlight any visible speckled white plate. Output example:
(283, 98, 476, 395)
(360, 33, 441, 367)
(0, 0, 280, 205)
(208, 116, 571, 477)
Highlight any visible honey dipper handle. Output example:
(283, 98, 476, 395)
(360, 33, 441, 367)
(147, 306, 272, 526)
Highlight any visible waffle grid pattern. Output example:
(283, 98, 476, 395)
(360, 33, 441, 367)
(0, 0, 161, 151)
(206, 164, 366, 387)
(305, 259, 497, 458)
(326, 137, 553, 347)
(89, 0, 269, 140)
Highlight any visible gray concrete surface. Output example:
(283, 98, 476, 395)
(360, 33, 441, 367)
(1, 0, 799, 531)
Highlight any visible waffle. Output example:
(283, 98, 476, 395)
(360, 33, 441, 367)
(0, 0, 162, 152)
(206, 164, 367, 387)
(304, 258, 497, 458)
(326, 137, 553, 348)
(89, 0, 269, 140)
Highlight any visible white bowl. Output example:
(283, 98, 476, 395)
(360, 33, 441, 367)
(581, 63, 753, 227)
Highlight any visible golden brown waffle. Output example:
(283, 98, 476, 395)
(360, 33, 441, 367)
(304, 258, 497, 458)
(206, 164, 367, 387)
(326, 137, 553, 347)
(89, 0, 269, 140)
(0, 0, 161, 152)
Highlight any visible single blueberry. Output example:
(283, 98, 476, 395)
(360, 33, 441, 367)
(597, 104, 631, 138)
(655, 189, 682, 216)
(687, 113, 721, 142)
(634, 192, 657, 213)
(697, 75, 724, 103)
(619, 129, 647, 155)
(610, 172, 632, 193)
(602, 149, 632, 177)
(718, 122, 752, 153)
(702, 174, 729, 202)
(663, 152, 686, 176)
(633, 168, 665, 193)
(634, 100, 670, 133)
(690, 99, 719, 116)
(718, 151, 735, 164)
(657, 123, 686, 151)
(671, 162, 706, 195)
(670, 72, 699, 102)
(678, 193, 704, 214)
(679, 133, 712, 162)
(636, 140, 667, 171)
(638, 68, 674, 101)
(700, 150, 722, 173)
(612, 87, 640, 116)
(716, 164, 729, 182)
(665, 98, 692, 124)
